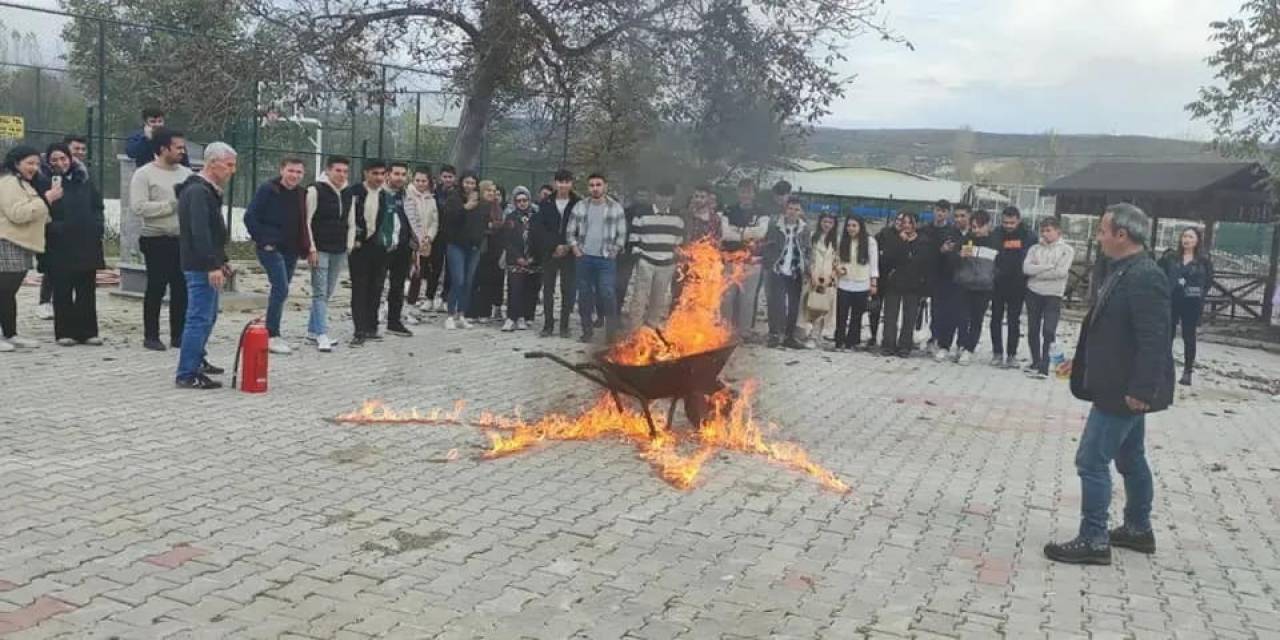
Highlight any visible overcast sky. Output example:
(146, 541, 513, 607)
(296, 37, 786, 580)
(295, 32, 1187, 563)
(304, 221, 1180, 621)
(3, 0, 1243, 139)
(826, 0, 1242, 138)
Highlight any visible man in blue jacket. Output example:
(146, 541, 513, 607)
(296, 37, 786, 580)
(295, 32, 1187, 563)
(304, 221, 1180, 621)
(174, 142, 237, 390)
(125, 107, 189, 169)
(244, 157, 312, 354)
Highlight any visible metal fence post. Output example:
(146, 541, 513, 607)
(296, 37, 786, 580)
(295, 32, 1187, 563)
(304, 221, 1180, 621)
(250, 80, 260, 197)
(95, 18, 107, 187)
(377, 65, 387, 158)
(413, 91, 421, 161)
(561, 93, 571, 166)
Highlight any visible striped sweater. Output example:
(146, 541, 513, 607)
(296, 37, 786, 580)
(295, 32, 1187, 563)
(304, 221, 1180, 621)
(630, 206, 686, 267)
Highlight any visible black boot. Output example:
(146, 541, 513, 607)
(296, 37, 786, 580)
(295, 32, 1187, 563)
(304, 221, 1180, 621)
(1108, 525, 1156, 554)
(1179, 370, 1192, 386)
(1043, 537, 1111, 565)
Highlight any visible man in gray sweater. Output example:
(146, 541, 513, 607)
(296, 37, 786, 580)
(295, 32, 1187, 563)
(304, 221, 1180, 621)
(129, 128, 193, 352)
(1022, 217, 1075, 377)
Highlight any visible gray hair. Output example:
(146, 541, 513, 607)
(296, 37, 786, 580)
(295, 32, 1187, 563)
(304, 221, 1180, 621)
(1104, 203, 1150, 246)
(204, 142, 238, 164)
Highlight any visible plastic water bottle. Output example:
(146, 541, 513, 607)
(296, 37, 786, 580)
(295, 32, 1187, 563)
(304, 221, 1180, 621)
(1049, 343, 1068, 379)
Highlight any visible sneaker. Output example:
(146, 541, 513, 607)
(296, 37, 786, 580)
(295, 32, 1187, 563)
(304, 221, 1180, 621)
(171, 336, 182, 349)
(474, 316, 490, 325)
(445, 316, 457, 330)
(350, 334, 367, 347)
(369, 330, 385, 340)
(989, 355, 1004, 367)
(782, 337, 805, 350)
(176, 374, 223, 390)
(1043, 537, 1111, 565)
(405, 314, 421, 326)
(1179, 371, 1192, 386)
(767, 335, 781, 349)
(579, 331, 595, 344)
(502, 319, 515, 332)
(803, 339, 817, 349)
(0, 339, 13, 353)
(516, 319, 529, 331)
(460, 318, 474, 329)
(386, 324, 414, 337)
(1108, 525, 1156, 554)
(7, 335, 39, 349)
(82, 336, 103, 346)
(934, 347, 951, 363)
(268, 337, 293, 354)
(144, 338, 167, 352)
(540, 326, 554, 338)
(36, 302, 53, 320)
(56, 338, 76, 347)
(559, 327, 571, 339)
(316, 335, 335, 352)
(1003, 355, 1018, 369)
(1029, 370, 1050, 380)
(305, 333, 319, 344)
(956, 350, 972, 366)
(896, 348, 912, 359)
(200, 359, 225, 376)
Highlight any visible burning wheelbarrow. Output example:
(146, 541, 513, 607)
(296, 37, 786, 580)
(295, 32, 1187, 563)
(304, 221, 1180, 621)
(524, 340, 738, 438)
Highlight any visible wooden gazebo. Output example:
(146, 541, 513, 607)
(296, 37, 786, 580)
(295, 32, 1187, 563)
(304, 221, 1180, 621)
(1042, 161, 1278, 324)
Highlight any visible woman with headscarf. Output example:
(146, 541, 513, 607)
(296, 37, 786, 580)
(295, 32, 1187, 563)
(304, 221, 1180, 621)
(41, 142, 105, 346)
(0, 145, 56, 352)
(501, 186, 542, 331)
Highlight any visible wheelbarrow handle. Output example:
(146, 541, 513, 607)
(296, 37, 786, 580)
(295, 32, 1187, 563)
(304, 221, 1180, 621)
(524, 351, 612, 387)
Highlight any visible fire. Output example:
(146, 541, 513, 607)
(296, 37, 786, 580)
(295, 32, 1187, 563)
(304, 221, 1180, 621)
(608, 239, 750, 365)
(334, 384, 850, 494)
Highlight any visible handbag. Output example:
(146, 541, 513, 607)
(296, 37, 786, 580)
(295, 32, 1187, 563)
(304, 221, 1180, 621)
(805, 283, 835, 314)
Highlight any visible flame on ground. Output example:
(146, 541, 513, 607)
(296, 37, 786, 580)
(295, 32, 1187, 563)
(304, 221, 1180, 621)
(608, 239, 750, 365)
(335, 382, 850, 494)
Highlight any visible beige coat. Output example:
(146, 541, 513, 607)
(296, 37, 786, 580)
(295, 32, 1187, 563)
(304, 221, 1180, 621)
(803, 240, 839, 320)
(0, 174, 50, 254)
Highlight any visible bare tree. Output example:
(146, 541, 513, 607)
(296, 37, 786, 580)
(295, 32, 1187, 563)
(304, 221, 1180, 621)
(250, 0, 906, 171)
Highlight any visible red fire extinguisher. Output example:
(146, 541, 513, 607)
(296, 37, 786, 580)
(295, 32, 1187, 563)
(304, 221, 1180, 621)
(232, 318, 270, 393)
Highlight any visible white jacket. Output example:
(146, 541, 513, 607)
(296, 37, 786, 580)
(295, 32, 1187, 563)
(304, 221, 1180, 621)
(1023, 239, 1074, 297)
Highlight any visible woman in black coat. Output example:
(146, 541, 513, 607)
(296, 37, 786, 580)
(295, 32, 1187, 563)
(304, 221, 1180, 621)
(1158, 227, 1213, 385)
(42, 143, 105, 345)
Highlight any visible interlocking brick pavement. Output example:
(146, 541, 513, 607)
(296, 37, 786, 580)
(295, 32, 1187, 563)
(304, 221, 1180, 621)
(3, 271, 1280, 638)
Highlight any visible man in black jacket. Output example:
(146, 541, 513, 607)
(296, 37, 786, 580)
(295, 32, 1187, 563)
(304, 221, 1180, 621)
(879, 212, 934, 358)
(533, 169, 580, 338)
(174, 142, 237, 390)
(988, 206, 1037, 367)
(1046, 203, 1174, 565)
(344, 160, 392, 346)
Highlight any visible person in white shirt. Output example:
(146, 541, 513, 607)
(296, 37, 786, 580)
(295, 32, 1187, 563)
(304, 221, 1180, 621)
(1022, 216, 1075, 377)
(833, 216, 879, 350)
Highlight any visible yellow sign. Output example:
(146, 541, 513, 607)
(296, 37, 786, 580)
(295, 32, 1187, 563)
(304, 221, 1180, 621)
(0, 115, 23, 139)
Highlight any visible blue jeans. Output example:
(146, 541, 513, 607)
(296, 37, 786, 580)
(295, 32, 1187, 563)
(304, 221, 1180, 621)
(176, 271, 220, 380)
(575, 255, 618, 335)
(256, 248, 297, 337)
(1076, 407, 1153, 543)
(308, 251, 345, 336)
(446, 244, 481, 315)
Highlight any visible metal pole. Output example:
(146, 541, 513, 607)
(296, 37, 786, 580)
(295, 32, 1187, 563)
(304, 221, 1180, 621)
(34, 68, 42, 130)
(349, 100, 357, 159)
(1264, 222, 1280, 326)
(377, 65, 387, 158)
(413, 91, 422, 162)
(560, 93, 571, 166)
(250, 81, 260, 191)
(95, 19, 106, 187)
(226, 126, 237, 232)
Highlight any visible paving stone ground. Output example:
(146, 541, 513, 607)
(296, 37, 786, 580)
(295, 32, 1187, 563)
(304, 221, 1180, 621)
(3, 267, 1280, 639)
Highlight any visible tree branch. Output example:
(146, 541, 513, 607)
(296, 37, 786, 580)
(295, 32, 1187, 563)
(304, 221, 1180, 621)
(518, 0, 688, 58)
(321, 6, 481, 42)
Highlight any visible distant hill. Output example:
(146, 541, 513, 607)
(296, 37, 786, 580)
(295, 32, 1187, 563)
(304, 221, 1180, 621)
(798, 128, 1228, 185)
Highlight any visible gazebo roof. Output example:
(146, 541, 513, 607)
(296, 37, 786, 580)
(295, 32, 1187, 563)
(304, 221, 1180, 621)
(1043, 161, 1275, 223)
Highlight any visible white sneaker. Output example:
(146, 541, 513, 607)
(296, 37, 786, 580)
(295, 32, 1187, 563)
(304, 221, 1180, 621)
(957, 350, 973, 366)
(316, 334, 335, 352)
(460, 317, 474, 329)
(934, 347, 951, 363)
(36, 303, 53, 320)
(57, 337, 77, 347)
(444, 316, 457, 330)
(7, 335, 39, 349)
(501, 319, 515, 332)
(268, 337, 292, 354)
(405, 314, 421, 326)
(0, 339, 13, 352)
(516, 319, 529, 331)
(803, 339, 817, 350)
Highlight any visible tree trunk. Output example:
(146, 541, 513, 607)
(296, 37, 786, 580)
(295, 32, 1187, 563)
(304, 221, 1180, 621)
(450, 0, 519, 171)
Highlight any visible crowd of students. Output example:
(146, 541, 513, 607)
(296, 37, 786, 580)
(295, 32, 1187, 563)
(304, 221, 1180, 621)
(0, 108, 1214, 390)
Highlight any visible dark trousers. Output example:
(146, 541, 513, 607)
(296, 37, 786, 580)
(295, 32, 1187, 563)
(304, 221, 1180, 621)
(1171, 294, 1203, 372)
(765, 270, 803, 339)
(881, 293, 922, 353)
(468, 245, 505, 319)
(541, 255, 577, 331)
(957, 290, 991, 353)
(385, 245, 413, 328)
(931, 284, 965, 350)
(406, 253, 430, 304)
(419, 235, 449, 302)
(139, 236, 187, 343)
(507, 271, 541, 321)
(868, 295, 883, 344)
(833, 289, 870, 348)
(348, 245, 390, 336)
(1025, 291, 1062, 371)
(0, 271, 24, 338)
(989, 284, 1026, 356)
(616, 255, 638, 312)
(39, 273, 53, 304)
(52, 269, 98, 341)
